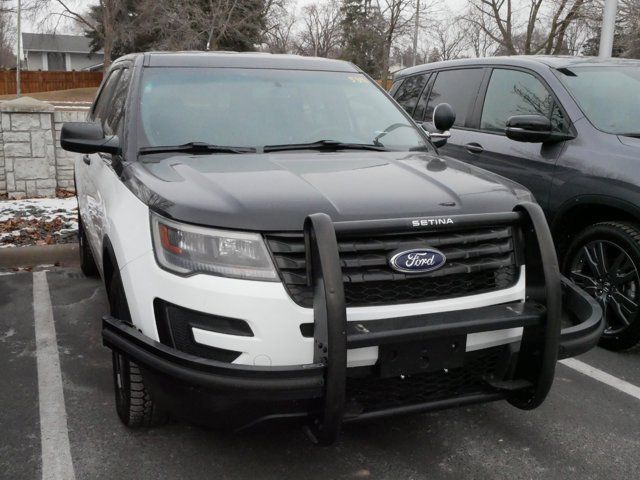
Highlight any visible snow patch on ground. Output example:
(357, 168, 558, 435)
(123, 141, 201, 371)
(0, 198, 78, 222)
(0, 197, 78, 247)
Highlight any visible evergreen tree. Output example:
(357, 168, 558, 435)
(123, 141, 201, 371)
(86, 0, 268, 58)
(339, 0, 385, 76)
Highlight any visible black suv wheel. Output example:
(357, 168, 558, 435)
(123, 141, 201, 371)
(109, 270, 167, 427)
(564, 222, 640, 351)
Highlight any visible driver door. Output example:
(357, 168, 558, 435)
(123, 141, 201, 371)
(460, 68, 571, 210)
(88, 66, 132, 263)
(77, 69, 122, 259)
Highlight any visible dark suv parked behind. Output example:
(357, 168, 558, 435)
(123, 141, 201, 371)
(392, 56, 640, 350)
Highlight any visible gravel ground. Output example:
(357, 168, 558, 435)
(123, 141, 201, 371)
(0, 197, 78, 248)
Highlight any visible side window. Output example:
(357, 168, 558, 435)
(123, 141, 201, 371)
(91, 70, 121, 123)
(393, 73, 429, 118)
(480, 69, 568, 133)
(413, 73, 434, 122)
(425, 69, 484, 127)
(389, 79, 404, 97)
(104, 68, 131, 135)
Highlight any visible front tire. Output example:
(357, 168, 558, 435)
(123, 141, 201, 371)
(563, 222, 640, 351)
(109, 270, 167, 427)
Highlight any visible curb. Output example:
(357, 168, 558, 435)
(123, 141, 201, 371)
(0, 243, 79, 268)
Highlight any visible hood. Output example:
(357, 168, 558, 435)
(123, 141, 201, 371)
(618, 135, 640, 148)
(126, 151, 528, 231)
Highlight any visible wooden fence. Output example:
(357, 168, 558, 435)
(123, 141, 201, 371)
(0, 71, 103, 95)
(377, 78, 393, 90)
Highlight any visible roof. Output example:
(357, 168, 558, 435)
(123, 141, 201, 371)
(22, 33, 104, 54)
(395, 55, 640, 79)
(127, 51, 358, 72)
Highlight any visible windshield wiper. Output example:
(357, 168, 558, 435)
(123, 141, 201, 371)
(620, 133, 640, 138)
(138, 142, 256, 155)
(264, 140, 388, 153)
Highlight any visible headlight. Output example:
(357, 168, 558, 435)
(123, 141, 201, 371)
(150, 213, 278, 281)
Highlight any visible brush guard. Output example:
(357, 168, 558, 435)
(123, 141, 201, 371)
(303, 202, 603, 445)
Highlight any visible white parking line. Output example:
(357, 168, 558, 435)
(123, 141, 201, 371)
(33, 271, 76, 480)
(560, 357, 640, 401)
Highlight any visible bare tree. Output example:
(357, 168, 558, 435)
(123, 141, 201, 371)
(262, 0, 297, 53)
(427, 16, 469, 61)
(0, 1, 15, 68)
(377, 0, 415, 82)
(562, 13, 593, 54)
(618, 0, 640, 57)
(459, 8, 499, 57)
(464, 0, 593, 55)
(296, 0, 343, 57)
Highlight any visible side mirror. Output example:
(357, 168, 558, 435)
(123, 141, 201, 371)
(505, 115, 553, 143)
(421, 103, 456, 148)
(433, 103, 456, 132)
(421, 123, 450, 148)
(60, 122, 121, 155)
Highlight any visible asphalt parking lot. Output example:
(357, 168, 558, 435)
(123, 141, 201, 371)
(2, 267, 640, 480)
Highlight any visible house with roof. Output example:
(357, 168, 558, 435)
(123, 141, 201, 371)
(22, 33, 104, 71)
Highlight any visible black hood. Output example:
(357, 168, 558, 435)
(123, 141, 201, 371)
(126, 151, 529, 232)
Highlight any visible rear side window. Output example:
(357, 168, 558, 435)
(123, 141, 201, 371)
(393, 73, 429, 118)
(481, 69, 568, 133)
(91, 70, 121, 123)
(425, 69, 484, 127)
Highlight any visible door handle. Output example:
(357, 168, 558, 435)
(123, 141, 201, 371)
(465, 143, 484, 154)
(83, 155, 91, 165)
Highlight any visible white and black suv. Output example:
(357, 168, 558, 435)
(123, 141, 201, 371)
(62, 52, 602, 445)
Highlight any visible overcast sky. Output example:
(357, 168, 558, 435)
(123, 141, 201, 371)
(17, 0, 471, 36)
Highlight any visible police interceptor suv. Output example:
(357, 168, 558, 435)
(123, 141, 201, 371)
(62, 52, 602, 445)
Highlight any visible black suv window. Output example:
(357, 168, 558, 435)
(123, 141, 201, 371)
(481, 69, 569, 133)
(104, 68, 131, 135)
(425, 69, 484, 127)
(393, 73, 429, 119)
(389, 79, 404, 97)
(91, 69, 121, 123)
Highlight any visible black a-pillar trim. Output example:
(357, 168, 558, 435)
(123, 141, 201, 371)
(303, 213, 348, 445)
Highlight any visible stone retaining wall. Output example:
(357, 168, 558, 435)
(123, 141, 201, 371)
(0, 97, 85, 199)
(54, 109, 87, 191)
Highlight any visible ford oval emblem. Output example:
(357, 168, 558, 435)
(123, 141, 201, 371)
(389, 248, 447, 273)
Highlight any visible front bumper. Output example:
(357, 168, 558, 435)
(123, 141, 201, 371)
(103, 203, 603, 443)
(102, 277, 599, 429)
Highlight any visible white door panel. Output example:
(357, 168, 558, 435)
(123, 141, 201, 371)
(93, 154, 126, 264)
(82, 152, 103, 264)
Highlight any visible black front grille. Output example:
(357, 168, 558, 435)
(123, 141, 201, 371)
(345, 347, 508, 413)
(266, 225, 520, 308)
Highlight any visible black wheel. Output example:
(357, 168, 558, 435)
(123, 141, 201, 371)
(109, 270, 167, 427)
(563, 222, 640, 351)
(78, 215, 99, 277)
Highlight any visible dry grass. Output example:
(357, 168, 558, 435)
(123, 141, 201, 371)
(0, 87, 98, 103)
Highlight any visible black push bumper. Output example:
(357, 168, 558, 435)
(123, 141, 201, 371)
(102, 203, 603, 444)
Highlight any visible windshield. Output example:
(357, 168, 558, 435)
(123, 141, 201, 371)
(555, 65, 640, 135)
(138, 68, 429, 152)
